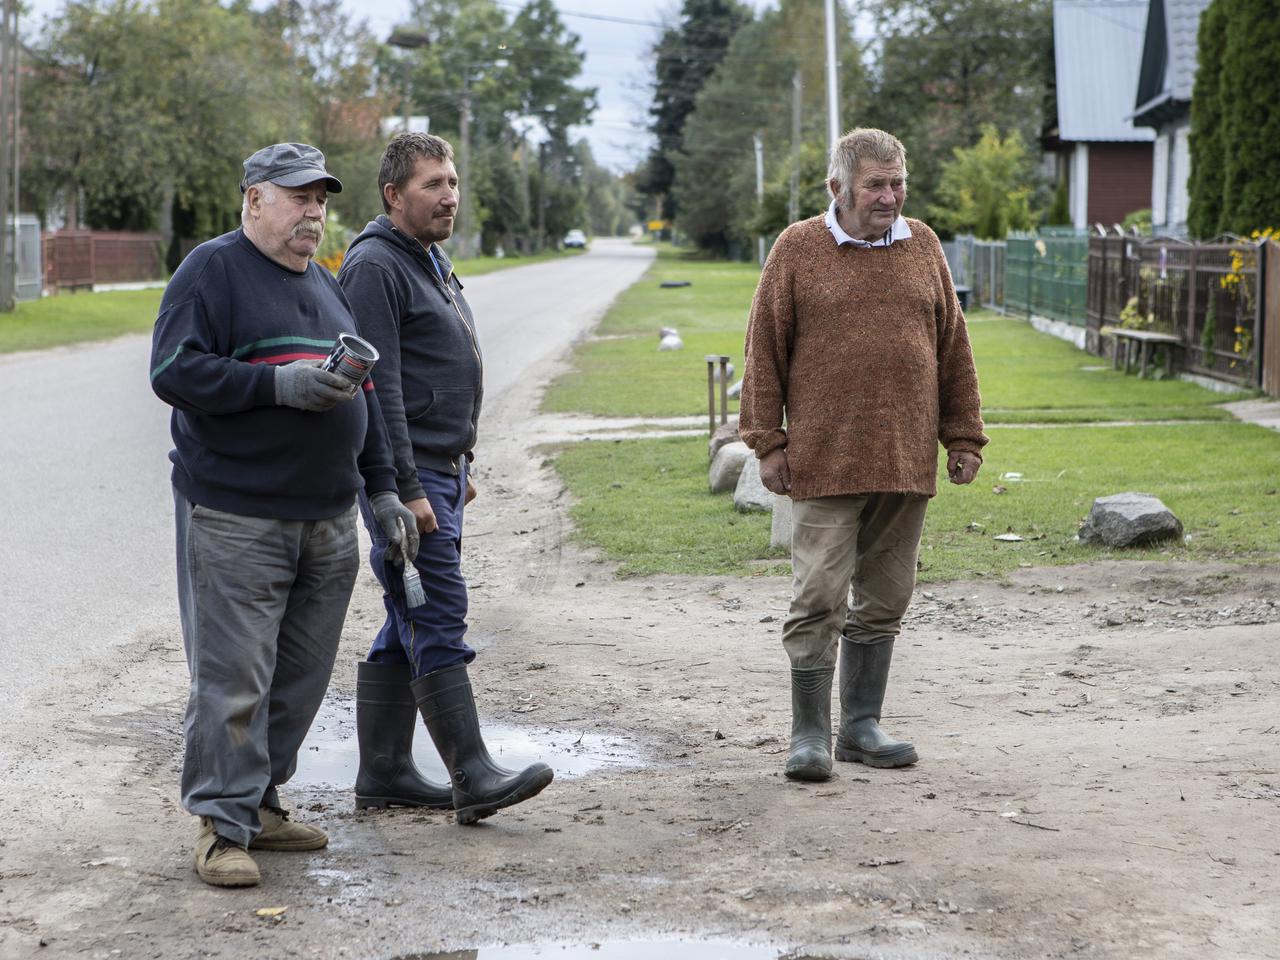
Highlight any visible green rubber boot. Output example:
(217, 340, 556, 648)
(784, 664, 834, 781)
(835, 636, 918, 768)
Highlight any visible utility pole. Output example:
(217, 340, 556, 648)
(536, 140, 547, 253)
(824, 0, 840, 150)
(752, 131, 765, 267)
(789, 69, 802, 225)
(0, 0, 16, 311)
(456, 76, 475, 259)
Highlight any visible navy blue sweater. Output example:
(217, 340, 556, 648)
(338, 217, 483, 499)
(150, 229, 397, 519)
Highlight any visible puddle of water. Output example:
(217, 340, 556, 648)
(393, 944, 829, 960)
(292, 699, 643, 790)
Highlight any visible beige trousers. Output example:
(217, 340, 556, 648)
(783, 493, 929, 668)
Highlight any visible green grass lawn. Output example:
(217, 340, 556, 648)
(0, 289, 164, 353)
(557, 424, 1280, 580)
(968, 315, 1238, 423)
(550, 255, 1279, 580)
(0, 247, 584, 354)
(542, 247, 760, 417)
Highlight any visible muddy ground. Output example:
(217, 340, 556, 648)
(2, 368, 1279, 960)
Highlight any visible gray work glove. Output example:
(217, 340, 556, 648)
(369, 492, 420, 567)
(274, 359, 356, 412)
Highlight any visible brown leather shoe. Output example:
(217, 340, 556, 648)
(194, 817, 260, 887)
(249, 805, 328, 852)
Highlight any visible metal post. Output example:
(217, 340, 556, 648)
(457, 76, 474, 258)
(752, 131, 765, 266)
(0, 0, 14, 310)
(705, 354, 731, 436)
(824, 0, 840, 149)
(705, 356, 717, 436)
(718, 356, 729, 425)
(789, 70, 802, 225)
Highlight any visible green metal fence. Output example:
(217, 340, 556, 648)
(1005, 231, 1089, 325)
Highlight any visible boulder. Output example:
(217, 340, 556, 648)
(1078, 492, 1184, 548)
(770, 493, 792, 549)
(658, 333, 683, 351)
(708, 417, 741, 460)
(733, 456, 774, 512)
(709, 441, 751, 493)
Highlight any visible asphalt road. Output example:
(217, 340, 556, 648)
(0, 237, 654, 709)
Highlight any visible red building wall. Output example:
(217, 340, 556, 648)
(1087, 143, 1155, 227)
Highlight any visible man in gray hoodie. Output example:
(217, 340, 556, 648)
(337, 133, 552, 824)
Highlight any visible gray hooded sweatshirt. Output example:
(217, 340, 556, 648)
(338, 215, 483, 501)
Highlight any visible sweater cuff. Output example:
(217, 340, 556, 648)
(946, 442, 984, 461)
(747, 429, 788, 458)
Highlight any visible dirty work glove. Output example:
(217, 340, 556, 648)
(274, 359, 356, 412)
(370, 492, 420, 567)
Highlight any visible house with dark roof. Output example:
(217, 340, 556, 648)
(1131, 0, 1213, 234)
(1044, 0, 1154, 231)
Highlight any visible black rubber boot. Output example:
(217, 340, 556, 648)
(834, 636, 918, 767)
(411, 662, 555, 825)
(784, 664, 834, 782)
(355, 661, 454, 810)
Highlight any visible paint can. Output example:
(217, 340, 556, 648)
(323, 332, 379, 387)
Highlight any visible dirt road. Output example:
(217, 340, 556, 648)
(3, 281, 1279, 959)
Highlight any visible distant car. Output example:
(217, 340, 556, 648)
(563, 229, 587, 249)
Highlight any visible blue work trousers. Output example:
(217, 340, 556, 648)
(358, 462, 475, 677)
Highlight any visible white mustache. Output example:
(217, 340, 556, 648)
(293, 221, 324, 240)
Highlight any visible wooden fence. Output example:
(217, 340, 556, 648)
(42, 231, 166, 290)
(1086, 232, 1267, 389)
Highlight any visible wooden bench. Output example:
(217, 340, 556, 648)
(1099, 326, 1183, 379)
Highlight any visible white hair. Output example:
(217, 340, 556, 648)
(241, 181, 278, 220)
(828, 128, 908, 207)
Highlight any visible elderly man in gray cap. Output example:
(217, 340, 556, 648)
(150, 142, 417, 888)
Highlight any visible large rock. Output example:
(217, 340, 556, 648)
(770, 493, 792, 549)
(1078, 492, 1184, 547)
(733, 456, 774, 512)
(708, 417, 741, 460)
(709, 441, 751, 493)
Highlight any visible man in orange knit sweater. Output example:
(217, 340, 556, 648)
(739, 127, 988, 782)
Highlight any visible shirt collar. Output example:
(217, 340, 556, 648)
(824, 200, 912, 248)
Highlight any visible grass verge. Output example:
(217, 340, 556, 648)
(0, 289, 164, 353)
(556, 424, 1280, 581)
(542, 246, 760, 417)
(549, 252, 1277, 580)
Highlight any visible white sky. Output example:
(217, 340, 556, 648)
(19, 0, 783, 173)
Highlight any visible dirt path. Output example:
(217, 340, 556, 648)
(2, 367, 1278, 960)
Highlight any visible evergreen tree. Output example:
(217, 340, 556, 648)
(639, 0, 750, 222)
(671, 0, 866, 256)
(1217, 0, 1280, 233)
(1187, 0, 1227, 238)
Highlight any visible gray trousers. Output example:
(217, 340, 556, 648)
(783, 493, 929, 669)
(174, 491, 358, 847)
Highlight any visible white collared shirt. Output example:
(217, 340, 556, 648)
(823, 200, 912, 248)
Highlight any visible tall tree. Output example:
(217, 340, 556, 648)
(639, 0, 749, 222)
(23, 0, 295, 239)
(1189, 0, 1280, 236)
(672, 0, 867, 255)
(1186, 0, 1226, 238)
(264, 0, 396, 231)
(861, 0, 1053, 222)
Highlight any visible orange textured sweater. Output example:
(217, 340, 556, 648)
(739, 215, 987, 500)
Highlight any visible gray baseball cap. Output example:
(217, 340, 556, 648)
(240, 142, 343, 194)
